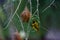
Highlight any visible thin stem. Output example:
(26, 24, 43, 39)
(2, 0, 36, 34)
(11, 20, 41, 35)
(31, 0, 40, 19)
(16, 14, 24, 32)
(42, 0, 55, 13)
(3, 0, 22, 30)
(37, 0, 40, 19)
(32, 9, 37, 17)
(25, 0, 32, 40)
(30, 0, 32, 14)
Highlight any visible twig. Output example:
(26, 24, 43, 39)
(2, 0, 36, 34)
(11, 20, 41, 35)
(3, 0, 22, 30)
(32, 9, 37, 17)
(16, 14, 24, 32)
(42, 0, 55, 13)
(25, 0, 32, 40)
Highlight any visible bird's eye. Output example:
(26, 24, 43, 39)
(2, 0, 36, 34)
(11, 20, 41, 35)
(33, 21, 35, 23)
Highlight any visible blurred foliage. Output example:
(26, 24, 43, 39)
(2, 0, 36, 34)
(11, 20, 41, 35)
(0, 0, 60, 39)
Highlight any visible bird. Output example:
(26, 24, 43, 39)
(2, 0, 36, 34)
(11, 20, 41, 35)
(14, 32, 22, 40)
(32, 20, 39, 32)
(21, 7, 31, 22)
